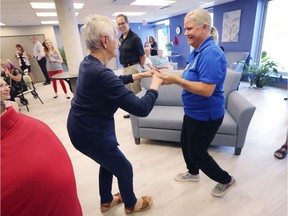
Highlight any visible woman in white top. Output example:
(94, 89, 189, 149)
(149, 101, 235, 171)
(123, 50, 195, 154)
(143, 47, 155, 70)
(0, 77, 19, 112)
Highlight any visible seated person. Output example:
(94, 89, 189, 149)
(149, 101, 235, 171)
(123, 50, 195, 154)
(274, 131, 288, 159)
(155, 50, 173, 70)
(0, 77, 19, 111)
(1, 100, 83, 216)
(143, 47, 155, 70)
(1, 58, 27, 101)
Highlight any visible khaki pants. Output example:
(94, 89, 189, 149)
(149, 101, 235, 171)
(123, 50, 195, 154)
(122, 64, 141, 94)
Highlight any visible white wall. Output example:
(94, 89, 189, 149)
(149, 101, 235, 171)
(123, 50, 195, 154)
(1, 25, 58, 82)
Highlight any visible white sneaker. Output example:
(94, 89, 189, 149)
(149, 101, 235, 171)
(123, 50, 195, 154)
(211, 177, 237, 197)
(175, 172, 200, 182)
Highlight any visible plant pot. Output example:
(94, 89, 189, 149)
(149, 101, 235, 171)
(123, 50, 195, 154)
(167, 51, 172, 56)
(255, 79, 264, 88)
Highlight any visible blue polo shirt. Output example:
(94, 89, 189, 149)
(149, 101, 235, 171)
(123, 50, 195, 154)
(182, 36, 227, 121)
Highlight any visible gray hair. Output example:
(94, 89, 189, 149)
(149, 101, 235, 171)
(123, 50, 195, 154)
(185, 9, 218, 42)
(81, 15, 117, 52)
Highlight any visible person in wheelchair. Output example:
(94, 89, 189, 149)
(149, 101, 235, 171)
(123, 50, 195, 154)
(1, 59, 28, 104)
(0, 77, 19, 111)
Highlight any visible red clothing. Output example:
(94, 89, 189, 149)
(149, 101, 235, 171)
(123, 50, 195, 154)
(1, 108, 82, 216)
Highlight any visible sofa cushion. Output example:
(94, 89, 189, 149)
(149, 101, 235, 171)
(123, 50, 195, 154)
(225, 51, 249, 71)
(138, 106, 237, 135)
(223, 69, 242, 102)
(138, 106, 184, 130)
(217, 110, 237, 135)
(141, 70, 183, 106)
(155, 84, 183, 106)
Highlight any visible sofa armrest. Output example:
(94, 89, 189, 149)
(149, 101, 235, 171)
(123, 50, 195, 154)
(227, 91, 256, 149)
(129, 89, 148, 143)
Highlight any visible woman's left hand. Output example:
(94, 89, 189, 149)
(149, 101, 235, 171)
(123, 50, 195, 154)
(141, 70, 155, 78)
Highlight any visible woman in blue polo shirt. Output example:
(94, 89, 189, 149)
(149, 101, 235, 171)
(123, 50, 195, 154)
(158, 8, 236, 197)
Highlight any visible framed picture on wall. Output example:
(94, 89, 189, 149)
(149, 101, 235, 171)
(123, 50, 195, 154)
(221, 9, 241, 42)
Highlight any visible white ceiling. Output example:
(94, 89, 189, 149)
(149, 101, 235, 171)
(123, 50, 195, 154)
(0, 0, 235, 26)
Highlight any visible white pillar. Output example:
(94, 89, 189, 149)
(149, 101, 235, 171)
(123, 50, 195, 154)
(54, 0, 83, 74)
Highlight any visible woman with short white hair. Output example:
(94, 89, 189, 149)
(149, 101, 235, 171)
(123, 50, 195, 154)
(67, 15, 163, 214)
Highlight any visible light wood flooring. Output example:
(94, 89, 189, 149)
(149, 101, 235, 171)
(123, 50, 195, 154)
(18, 79, 287, 216)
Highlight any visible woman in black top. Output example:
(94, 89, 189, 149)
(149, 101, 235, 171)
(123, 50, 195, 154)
(67, 15, 163, 214)
(149, 36, 158, 56)
(15, 44, 33, 81)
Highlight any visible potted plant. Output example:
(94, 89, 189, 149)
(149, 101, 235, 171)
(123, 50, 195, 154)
(58, 47, 68, 71)
(165, 41, 173, 56)
(243, 51, 280, 88)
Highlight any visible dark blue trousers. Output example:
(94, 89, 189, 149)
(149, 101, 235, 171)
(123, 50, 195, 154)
(75, 144, 137, 208)
(37, 57, 51, 83)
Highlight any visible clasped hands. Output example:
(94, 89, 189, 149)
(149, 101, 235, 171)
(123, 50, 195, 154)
(141, 69, 178, 86)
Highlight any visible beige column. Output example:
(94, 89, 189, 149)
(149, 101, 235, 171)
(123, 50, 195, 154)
(54, 0, 83, 75)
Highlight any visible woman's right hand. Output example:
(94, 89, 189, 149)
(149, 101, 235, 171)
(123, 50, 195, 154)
(49, 57, 56, 62)
(157, 70, 180, 85)
(150, 74, 163, 90)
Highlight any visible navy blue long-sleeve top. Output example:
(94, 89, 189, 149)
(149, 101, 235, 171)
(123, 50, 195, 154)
(67, 55, 158, 149)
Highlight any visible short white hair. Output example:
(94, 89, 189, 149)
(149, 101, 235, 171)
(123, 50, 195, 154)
(81, 15, 117, 51)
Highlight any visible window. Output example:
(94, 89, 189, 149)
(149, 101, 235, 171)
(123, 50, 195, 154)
(261, 0, 288, 73)
(155, 19, 170, 56)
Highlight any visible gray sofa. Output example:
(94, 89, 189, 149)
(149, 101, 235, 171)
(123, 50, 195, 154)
(225, 51, 250, 73)
(130, 69, 256, 155)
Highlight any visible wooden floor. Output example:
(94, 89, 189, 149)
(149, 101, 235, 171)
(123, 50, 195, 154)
(18, 79, 287, 216)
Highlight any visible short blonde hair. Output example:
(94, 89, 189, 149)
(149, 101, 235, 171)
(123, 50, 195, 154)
(81, 15, 117, 52)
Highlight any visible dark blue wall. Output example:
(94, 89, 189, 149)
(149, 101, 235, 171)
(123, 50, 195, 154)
(168, 14, 190, 69)
(129, 14, 190, 69)
(129, 23, 156, 46)
(129, 0, 260, 69)
(214, 0, 258, 52)
(55, 0, 262, 70)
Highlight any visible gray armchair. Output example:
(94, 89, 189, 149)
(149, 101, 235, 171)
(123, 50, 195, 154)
(130, 69, 256, 155)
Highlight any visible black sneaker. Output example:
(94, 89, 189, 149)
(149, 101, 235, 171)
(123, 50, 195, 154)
(43, 82, 51, 85)
(123, 114, 130, 118)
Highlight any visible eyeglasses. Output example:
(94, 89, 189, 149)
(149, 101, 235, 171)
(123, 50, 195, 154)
(117, 22, 126, 26)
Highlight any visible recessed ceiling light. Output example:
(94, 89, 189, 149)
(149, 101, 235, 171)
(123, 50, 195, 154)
(30, 2, 55, 9)
(112, 12, 146, 16)
(30, 2, 84, 9)
(73, 3, 84, 9)
(130, 0, 175, 6)
(36, 12, 79, 17)
(41, 21, 59, 25)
